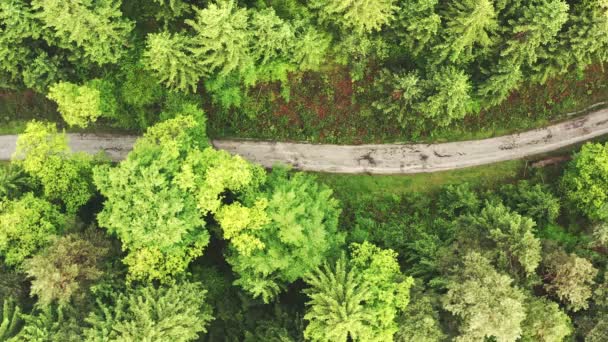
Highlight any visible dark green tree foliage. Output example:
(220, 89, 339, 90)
(372, 69, 422, 128)
(23, 232, 109, 306)
(395, 285, 446, 342)
(0, 298, 22, 340)
(0, 165, 31, 200)
(478, 0, 569, 104)
(84, 281, 213, 341)
(12, 304, 81, 342)
(392, 0, 440, 57)
(562, 142, 608, 220)
(499, 181, 560, 226)
(0, 193, 65, 266)
(303, 242, 413, 342)
(565, 0, 608, 69)
(0, 0, 44, 89)
(442, 252, 526, 341)
(223, 168, 344, 302)
(186, 1, 251, 77)
(459, 203, 541, 276)
(30, 0, 133, 65)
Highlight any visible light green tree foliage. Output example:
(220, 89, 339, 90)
(393, 0, 440, 57)
(14, 121, 96, 213)
(222, 168, 344, 302)
(93, 114, 207, 282)
(416, 67, 473, 127)
(434, 0, 498, 64)
(23, 233, 108, 306)
(84, 282, 213, 341)
(94, 111, 264, 281)
(520, 297, 572, 342)
(372, 69, 423, 128)
(11, 305, 81, 341)
(303, 255, 371, 342)
(30, 0, 133, 65)
(499, 181, 560, 226)
(591, 222, 608, 247)
(462, 203, 541, 276)
(0, 193, 65, 266)
(0, 298, 22, 340)
(186, 1, 251, 76)
(144, 32, 205, 92)
(310, 0, 398, 34)
(543, 251, 597, 312)
(303, 242, 413, 342)
(562, 142, 608, 220)
(47, 82, 101, 128)
(442, 252, 526, 342)
(291, 24, 332, 72)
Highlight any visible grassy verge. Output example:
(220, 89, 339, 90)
(315, 159, 525, 201)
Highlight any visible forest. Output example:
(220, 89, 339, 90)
(2, 0, 608, 341)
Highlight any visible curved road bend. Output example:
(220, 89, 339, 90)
(1, 108, 608, 174)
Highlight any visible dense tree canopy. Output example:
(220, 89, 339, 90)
(224, 168, 344, 302)
(303, 242, 413, 341)
(3, 0, 608, 340)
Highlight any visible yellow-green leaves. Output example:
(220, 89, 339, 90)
(0, 193, 65, 266)
(47, 82, 101, 128)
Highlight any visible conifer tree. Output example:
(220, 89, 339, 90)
(144, 32, 204, 92)
(31, 0, 133, 65)
(310, 0, 397, 34)
(84, 282, 213, 341)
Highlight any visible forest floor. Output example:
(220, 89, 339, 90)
(207, 64, 608, 144)
(2, 106, 608, 173)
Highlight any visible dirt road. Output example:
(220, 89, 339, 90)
(1, 107, 608, 173)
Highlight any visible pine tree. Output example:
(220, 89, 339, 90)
(84, 282, 214, 341)
(434, 0, 498, 64)
(303, 243, 413, 341)
(0, 298, 22, 340)
(31, 0, 133, 65)
(144, 32, 204, 92)
(303, 255, 373, 342)
(416, 67, 473, 127)
(186, 1, 251, 76)
(310, 0, 397, 34)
